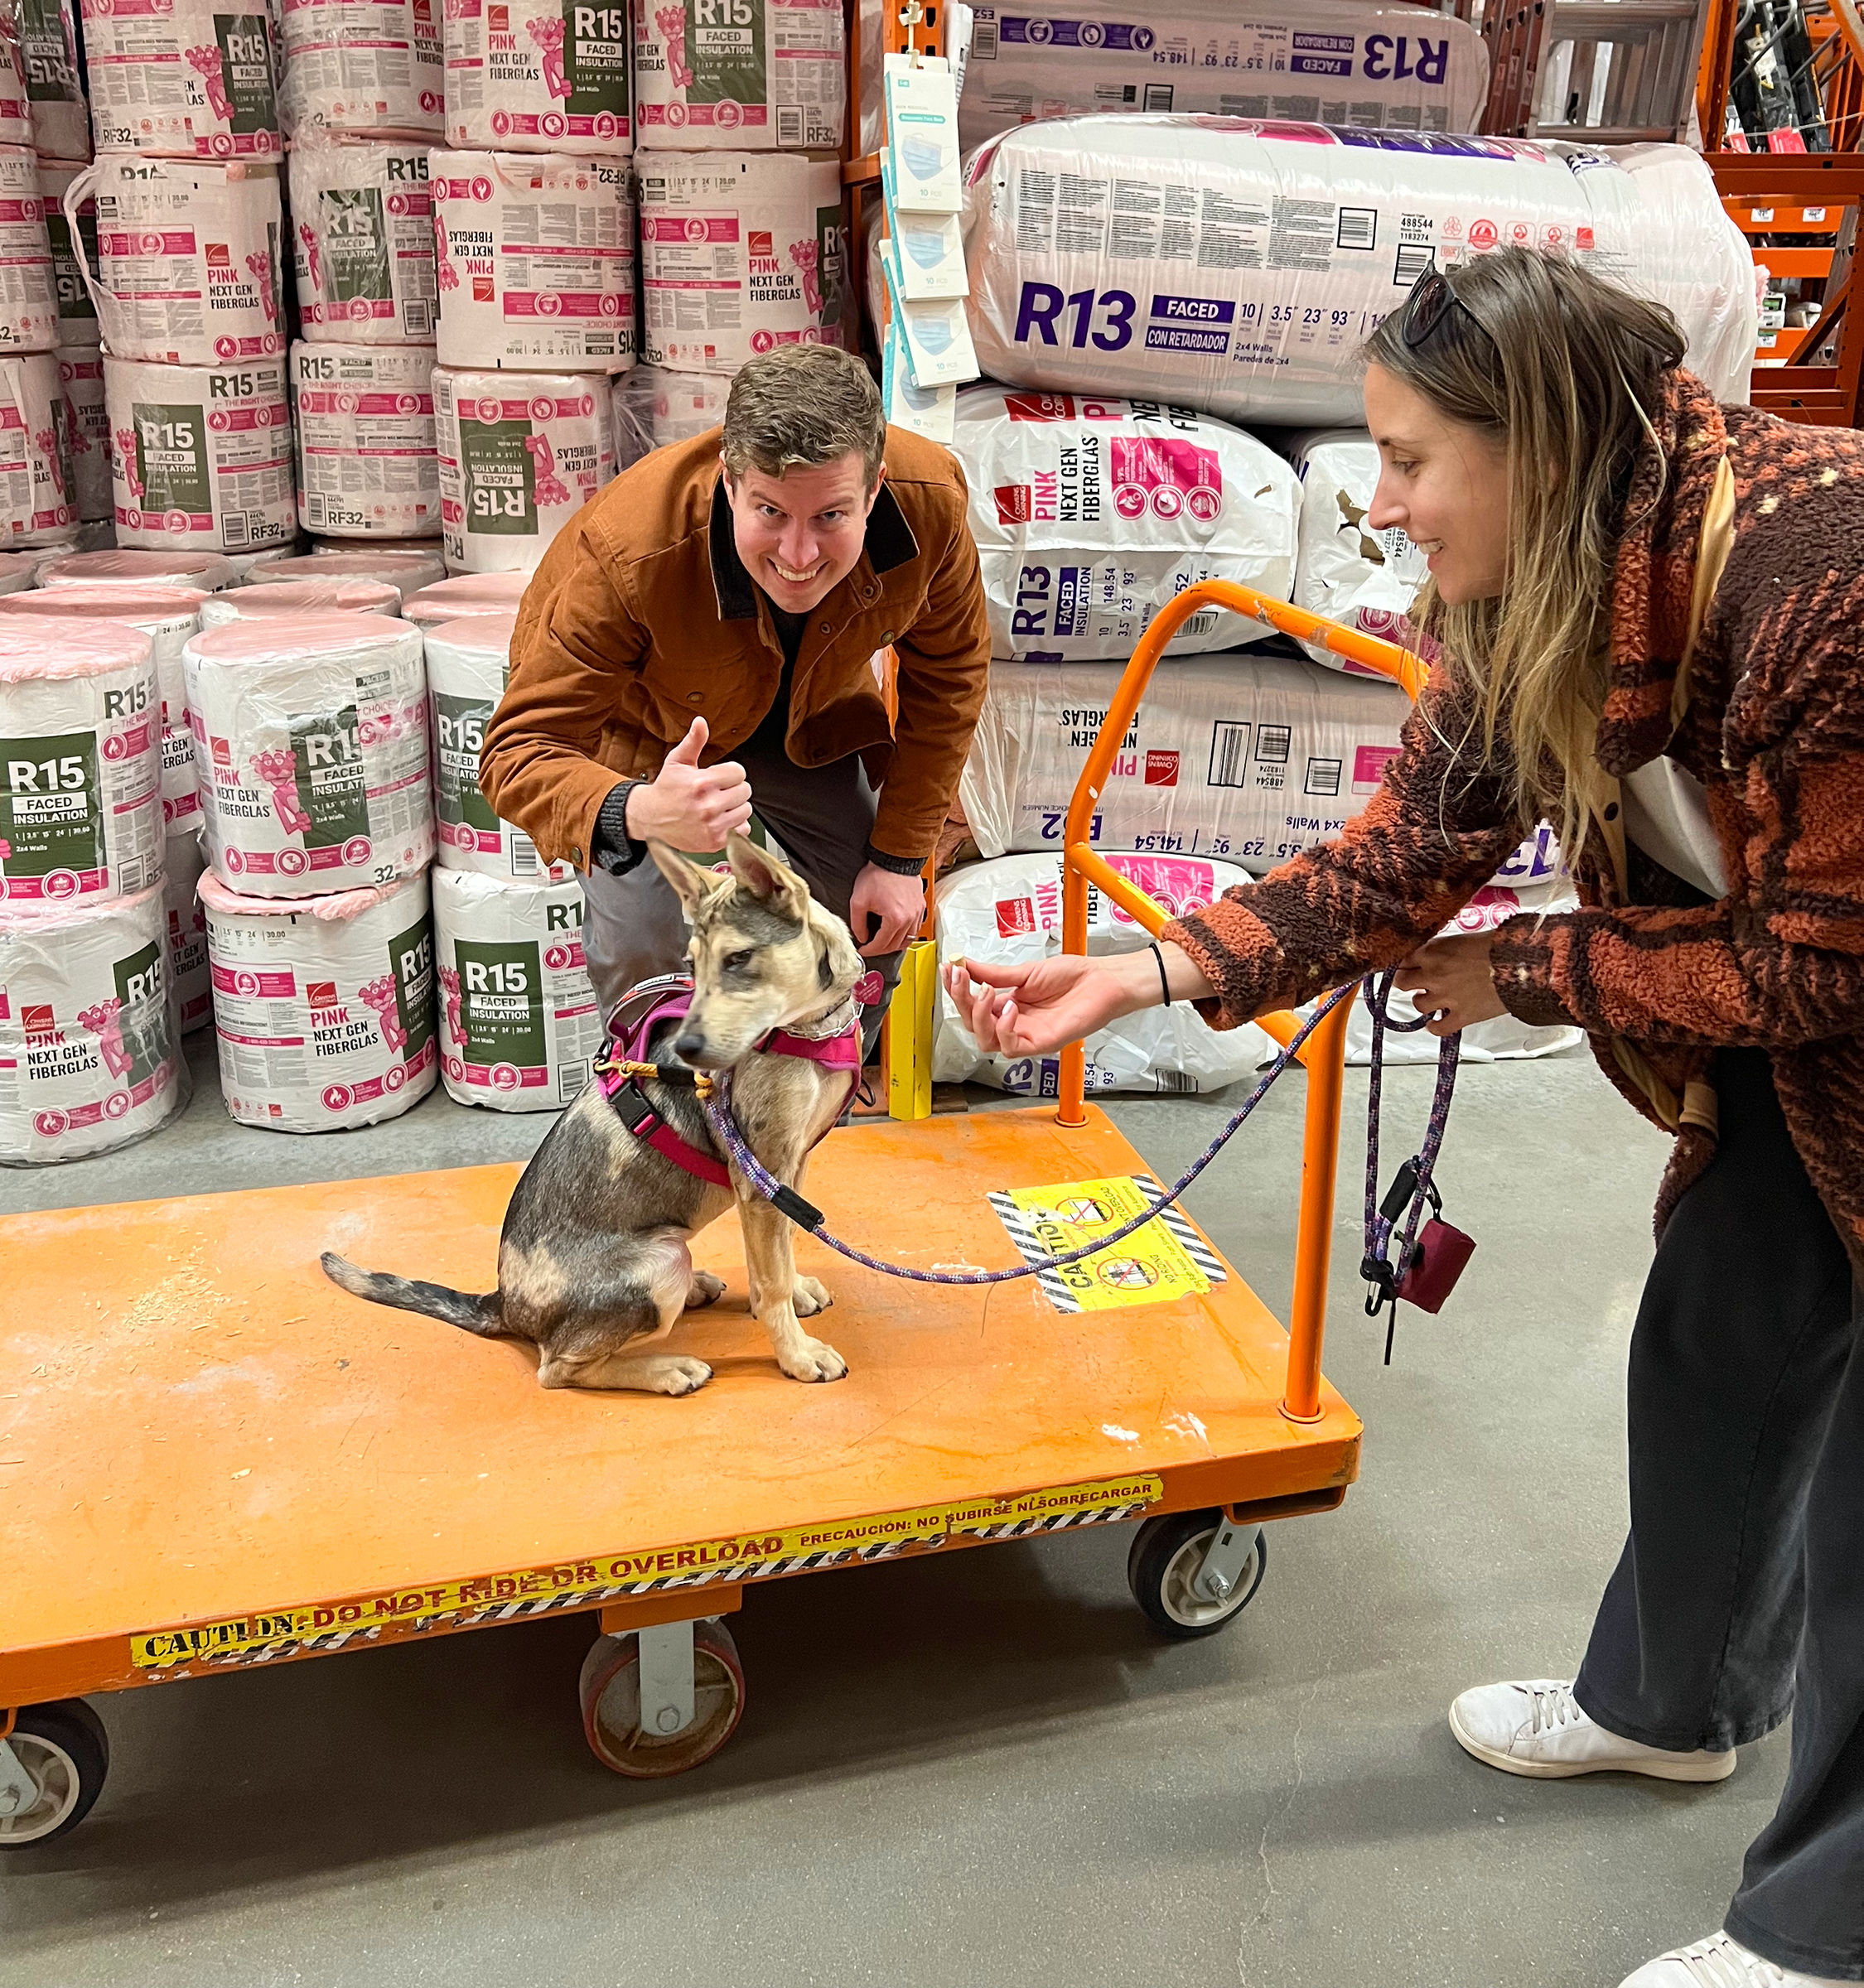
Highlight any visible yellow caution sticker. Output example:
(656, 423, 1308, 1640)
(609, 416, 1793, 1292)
(988, 1173, 1227, 1313)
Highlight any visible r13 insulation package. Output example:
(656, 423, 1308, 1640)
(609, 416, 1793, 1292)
(198, 868, 437, 1131)
(184, 612, 435, 896)
(636, 151, 846, 374)
(0, 148, 57, 355)
(633, 0, 843, 151)
(427, 610, 569, 878)
(290, 340, 440, 538)
(0, 352, 80, 547)
(37, 547, 234, 591)
(444, 0, 633, 154)
(1284, 427, 1427, 672)
(398, 569, 529, 625)
(431, 151, 635, 368)
(432, 866, 598, 1109)
(38, 162, 99, 350)
(162, 820, 212, 1030)
(611, 364, 727, 465)
(243, 543, 445, 590)
(104, 355, 297, 552)
(0, 619, 162, 904)
(199, 575, 399, 623)
(279, 0, 446, 137)
(18, 0, 88, 162)
(290, 138, 438, 345)
(59, 350, 109, 523)
(959, 0, 1487, 150)
(80, 0, 282, 158)
(0, 882, 187, 1164)
(74, 157, 282, 365)
(433, 369, 615, 572)
(963, 120, 1759, 424)
(934, 849, 1273, 1094)
(952, 384, 1300, 662)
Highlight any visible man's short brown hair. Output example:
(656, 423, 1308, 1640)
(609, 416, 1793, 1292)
(721, 345, 886, 488)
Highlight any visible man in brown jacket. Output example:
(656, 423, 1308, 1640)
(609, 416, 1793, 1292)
(479, 345, 991, 1031)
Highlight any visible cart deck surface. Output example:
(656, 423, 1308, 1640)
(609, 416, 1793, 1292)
(0, 1105, 1359, 1705)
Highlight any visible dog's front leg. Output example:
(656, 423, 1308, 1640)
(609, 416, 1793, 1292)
(736, 1187, 847, 1382)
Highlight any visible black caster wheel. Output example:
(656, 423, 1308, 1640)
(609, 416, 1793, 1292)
(1128, 1510, 1268, 1640)
(0, 1701, 109, 1849)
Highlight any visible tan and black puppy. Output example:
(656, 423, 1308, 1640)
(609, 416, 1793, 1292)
(321, 832, 865, 1393)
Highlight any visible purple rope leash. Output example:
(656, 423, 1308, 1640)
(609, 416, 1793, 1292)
(702, 980, 1359, 1286)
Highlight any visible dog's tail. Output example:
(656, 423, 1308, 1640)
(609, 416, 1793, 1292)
(319, 1252, 505, 1336)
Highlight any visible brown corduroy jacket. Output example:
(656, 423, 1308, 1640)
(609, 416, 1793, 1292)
(478, 426, 992, 875)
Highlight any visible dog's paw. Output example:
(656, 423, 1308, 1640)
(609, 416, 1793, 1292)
(646, 1356, 714, 1397)
(793, 1274, 834, 1316)
(686, 1269, 727, 1310)
(780, 1334, 848, 1383)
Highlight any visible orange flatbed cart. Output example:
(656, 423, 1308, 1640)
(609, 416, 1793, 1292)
(0, 586, 1418, 1842)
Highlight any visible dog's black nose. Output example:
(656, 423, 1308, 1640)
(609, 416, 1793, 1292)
(674, 1032, 707, 1065)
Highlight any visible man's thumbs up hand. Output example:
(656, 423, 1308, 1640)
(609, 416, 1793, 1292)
(664, 716, 708, 765)
(621, 716, 754, 852)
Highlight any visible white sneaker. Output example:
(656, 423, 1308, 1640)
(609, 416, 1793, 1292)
(1619, 1928, 1850, 1987)
(1448, 1678, 1736, 1782)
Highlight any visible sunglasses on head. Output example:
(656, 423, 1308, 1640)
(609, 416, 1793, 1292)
(1400, 265, 1492, 350)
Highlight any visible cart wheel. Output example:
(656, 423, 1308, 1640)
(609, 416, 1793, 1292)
(1128, 1511, 1268, 1640)
(578, 1620, 746, 1778)
(0, 1701, 109, 1849)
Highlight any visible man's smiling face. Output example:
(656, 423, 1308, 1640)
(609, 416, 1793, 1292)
(722, 449, 883, 615)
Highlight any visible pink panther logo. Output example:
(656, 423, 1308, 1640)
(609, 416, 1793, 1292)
(297, 220, 322, 292)
(357, 976, 408, 1051)
(526, 14, 571, 98)
(655, 5, 692, 89)
(244, 250, 276, 323)
(250, 746, 311, 837)
(437, 963, 464, 1045)
(433, 215, 459, 292)
(184, 45, 234, 122)
(789, 239, 821, 314)
(33, 426, 64, 496)
(77, 999, 133, 1080)
(523, 431, 569, 506)
(113, 427, 145, 500)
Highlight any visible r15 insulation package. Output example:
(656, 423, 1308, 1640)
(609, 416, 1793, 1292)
(951, 384, 1300, 662)
(427, 610, 570, 879)
(0, 583, 206, 828)
(444, 0, 633, 154)
(80, 0, 282, 158)
(1285, 426, 1427, 672)
(279, 0, 446, 138)
(959, 651, 1412, 870)
(964, 120, 1759, 424)
(959, 0, 1487, 149)
(184, 612, 435, 896)
(611, 364, 727, 465)
(433, 369, 616, 572)
(37, 162, 99, 350)
(58, 349, 109, 523)
(197, 867, 437, 1131)
(0, 352, 79, 547)
(289, 138, 438, 345)
(633, 0, 844, 152)
(432, 866, 598, 1109)
(290, 340, 440, 538)
(399, 569, 529, 626)
(0, 618, 162, 905)
(934, 849, 1274, 1093)
(71, 157, 283, 365)
(18, 0, 88, 162)
(36, 546, 234, 591)
(162, 819, 212, 1030)
(104, 354, 297, 552)
(0, 881, 188, 1164)
(241, 543, 445, 590)
(635, 151, 847, 374)
(199, 575, 399, 623)
(430, 151, 636, 369)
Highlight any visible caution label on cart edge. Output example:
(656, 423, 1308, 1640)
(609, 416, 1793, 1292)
(127, 1474, 1166, 1672)
(990, 1173, 1227, 1313)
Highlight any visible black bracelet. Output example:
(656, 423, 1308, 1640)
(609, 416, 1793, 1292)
(1150, 941, 1171, 1006)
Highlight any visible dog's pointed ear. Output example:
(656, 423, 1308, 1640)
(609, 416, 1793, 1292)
(649, 841, 716, 916)
(726, 830, 804, 913)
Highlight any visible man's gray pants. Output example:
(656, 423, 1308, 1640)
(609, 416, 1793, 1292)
(580, 738, 905, 1062)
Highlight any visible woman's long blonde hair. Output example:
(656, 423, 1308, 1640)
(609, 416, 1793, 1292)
(1363, 249, 1688, 859)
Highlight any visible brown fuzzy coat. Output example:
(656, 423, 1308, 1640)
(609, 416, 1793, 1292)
(1164, 371, 1864, 1262)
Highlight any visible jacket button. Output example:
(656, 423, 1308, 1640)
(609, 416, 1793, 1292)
(687, 691, 704, 703)
(570, 847, 583, 865)
(881, 630, 895, 644)
(819, 621, 831, 633)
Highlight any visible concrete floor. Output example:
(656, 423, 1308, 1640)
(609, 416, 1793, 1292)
(2, 1032, 1791, 1988)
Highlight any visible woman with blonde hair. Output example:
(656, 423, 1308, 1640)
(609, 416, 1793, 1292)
(947, 247, 1864, 1988)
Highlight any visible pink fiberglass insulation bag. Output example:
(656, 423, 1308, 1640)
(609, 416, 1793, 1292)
(162, 818, 212, 1030)
(71, 157, 283, 365)
(433, 369, 615, 572)
(198, 866, 437, 1129)
(80, 0, 282, 159)
(0, 353, 80, 548)
(58, 350, 110, 524)
(0, 617, 162, 904)
(399, 568, 528, 625)
(963, 119, 1759, 425)
(290, 341, 441, 538)
(183, 612, 434, 897)
(634, 0, 843, 151)
(289, 138, 438, 345)
(432, 865, 597, 1109)
(36, 546, 235, 590)
(444, 0, 633, 155)
(611, 363, 727, 466)
(279, 0, 445, 137)
(0, 881, 189, 1163)
(1284, 426, 1429, 673)
(0, 149, 57, 355)
(430, 150, 636, 369)
(241, 543, 445, 590)
(199, 576, 400, 623)
(38, 163, 100, 351)
(0, 584, 207, 829)
(951, 383, 1300, 662)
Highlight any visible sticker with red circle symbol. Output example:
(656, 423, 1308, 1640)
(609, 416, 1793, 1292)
(208, 408, 230, 432)
(337, 392, 360, 417)
(538, 292, 563, 316)
(1095, 1256, 1160, 1291)
(716, 99, 741, 128)
(358, 716, 380, 747)
(104, 1091, 131, 1121)
(214, 336, 235, 359)
(529, 394, 554, 422)
(165, 509, 191, 533)
(42, 869, 79, 900)
(543, 943, 570, 970)
(277, 847, 308, 876)
(211, 133, 234, 157)
(234, 968, 259, 995)
(599, 293, 621, 316)
(102, 731, 126, 762)
(342, 836, 373, 866)
(683, 216, 707, 243)
(33, 1109, 69, 1139)
(471, 176, 492, 201)
(384, 1063, 407, 1091)
(225, 847, 245, 873)
(321, 1083, 354, 1113)
(577, 394, 593, 417)
(476, 395, 503, 423)
(263, 334, 280, 354)
(489, 1063, 520, 1093)
(138, 229, 163, 256)
(124, 508, 142, 528)
(1469, 218, 1498, 249)
(668, 101, 688, 125)
(1509, 220, 1530, 244)
(348, 297, 373, 322)
(595, 113, 617, 140)
(1185, 485, 1222, 524)
(491, 109, 511, 135)
(443, 1054, 464, 1081)
(1542, 223, 1565, 248)
(396, 393, 418, 414)
(421, 90, 441, 113)
(750, 330, 774, 354)
(1113, 484, 1147, 520)
(1150, 485, 1184, 520)
(542, 112, 566, 137)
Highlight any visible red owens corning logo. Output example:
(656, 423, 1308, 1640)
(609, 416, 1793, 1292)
(1003, 392, 1074, 422)
(748, 229, 772, 258)
(994, 897, 1036, 937)
(994, 485, 1031, 525)
(1144, 750, 1180, 786)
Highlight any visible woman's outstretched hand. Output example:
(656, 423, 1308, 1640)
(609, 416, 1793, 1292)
(942, 943, 1214, 1058)
(1392, 932, 1509, 1038)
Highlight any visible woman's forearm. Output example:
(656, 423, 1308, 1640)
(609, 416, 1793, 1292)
(1105, 941, 1215, 1015)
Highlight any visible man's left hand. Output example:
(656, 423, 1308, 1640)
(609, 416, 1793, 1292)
(1392, 931, 1509, 1038)
(848, 862, 925, 958)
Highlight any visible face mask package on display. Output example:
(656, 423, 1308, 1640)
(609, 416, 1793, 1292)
(200, 574, 401, 623)
(244, 543, 446, 590)
(399, 569, 528, 625)
(36, 162, 99, 351)
(444, 0, 632, 154)
(881, 253, 977, 388)
(162, 819, 213, 1030)
(18, 0, 89, 161)
(0, 881, 189, 1164)
(183, 612, 435, 896)
(964, 119, 1760, 424)
(290, 138, 437, 345)
(432, 865, 598, 1108)
(70, 157, 282, 366)
(430, 150, 636, 368)
(635, 150, 845, 373)
(610, 364, 728, 465)
(58, 352, 110, 523)
(858, 0, 972, 157)
(880, 313, 956, 442)
(881, 206, 966, 302)
(432, 369, 616, 572)
(953, 384, 1299, 662)
(882, 58, 961, 213)
(634, 0, 844, 151)
(279, 0, 445, 138)
(290, 340, 440, 538)
(80, 0, 282, 157)
(0, 618, 162, 905)
(0, 352, 79, 547)
(104, 355, 297, 552)
(197, 868, 437, 1131)
(37, 547, 235, 590)
(0, 148, 58, 355)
